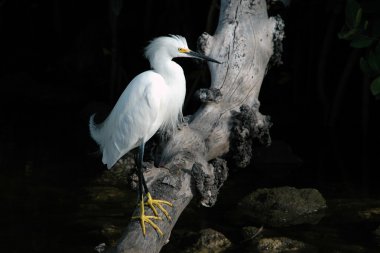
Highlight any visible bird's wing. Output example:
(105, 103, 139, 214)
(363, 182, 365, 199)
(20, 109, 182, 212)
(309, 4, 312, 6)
(101, 71, 167, 168)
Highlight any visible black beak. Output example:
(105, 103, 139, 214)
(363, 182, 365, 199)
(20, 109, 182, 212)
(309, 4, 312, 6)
(186, 50, 221, 64)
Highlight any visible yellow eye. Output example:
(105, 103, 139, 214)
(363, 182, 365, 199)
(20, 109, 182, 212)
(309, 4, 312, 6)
(178, 48, 190, 53)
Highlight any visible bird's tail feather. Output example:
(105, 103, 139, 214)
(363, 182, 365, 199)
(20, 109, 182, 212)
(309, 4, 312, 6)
(89, 114, 103, 146)
(89, 114, 117, 169)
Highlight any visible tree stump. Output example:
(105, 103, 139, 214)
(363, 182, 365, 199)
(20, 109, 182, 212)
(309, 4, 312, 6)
(107, 0, 281, 252)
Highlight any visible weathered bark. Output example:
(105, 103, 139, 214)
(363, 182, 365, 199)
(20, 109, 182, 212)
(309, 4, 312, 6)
(107, 0, 278, 252)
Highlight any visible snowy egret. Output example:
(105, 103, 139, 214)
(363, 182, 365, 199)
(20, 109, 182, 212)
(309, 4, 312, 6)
(89, 35, 220, 236)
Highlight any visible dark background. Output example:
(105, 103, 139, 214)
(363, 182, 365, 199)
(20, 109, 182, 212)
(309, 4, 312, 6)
(0, 0, 379, 252)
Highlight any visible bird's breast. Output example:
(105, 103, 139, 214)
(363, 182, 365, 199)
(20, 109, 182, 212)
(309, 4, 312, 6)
(158, 75, 186, 132)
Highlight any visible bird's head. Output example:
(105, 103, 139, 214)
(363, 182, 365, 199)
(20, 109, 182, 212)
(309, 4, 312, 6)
(145, 35, 221, 64)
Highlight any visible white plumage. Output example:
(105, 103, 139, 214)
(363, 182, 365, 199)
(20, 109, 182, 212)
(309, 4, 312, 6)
(89, 35, 219, 169)
(89, 34, 220, 237)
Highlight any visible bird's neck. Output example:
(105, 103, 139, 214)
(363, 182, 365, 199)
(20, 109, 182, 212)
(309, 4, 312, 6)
(151, 56, 184, 86)
(150, 54, 186, 133)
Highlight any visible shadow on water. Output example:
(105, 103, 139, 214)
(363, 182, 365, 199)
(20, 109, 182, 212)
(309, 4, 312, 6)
(1, 97, 379, 252)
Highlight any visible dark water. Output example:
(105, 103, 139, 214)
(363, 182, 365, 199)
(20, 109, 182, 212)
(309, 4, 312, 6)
(1, 98, 379, 252)
(1, 55, 379, 252)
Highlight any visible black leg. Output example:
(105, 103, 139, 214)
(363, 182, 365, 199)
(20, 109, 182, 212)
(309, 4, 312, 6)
(136, 158, 144, 203)
(138, 141, 149, 195)
(131, 139, 172, 236)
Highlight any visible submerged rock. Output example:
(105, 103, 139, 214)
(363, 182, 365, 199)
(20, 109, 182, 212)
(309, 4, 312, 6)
(239, 227, 317, 253)
(237, 186, 327, 227)
(256, 237, 317, 253)
(181, 228, 232, 253)
(241, 226, 264, 241)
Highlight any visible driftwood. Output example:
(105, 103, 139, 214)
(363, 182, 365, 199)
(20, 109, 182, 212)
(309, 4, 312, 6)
(107, 0, 280, 252)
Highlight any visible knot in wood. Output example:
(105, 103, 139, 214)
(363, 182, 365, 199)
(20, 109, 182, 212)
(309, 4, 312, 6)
(198, 32, 213, 54)
(269, 15, 285, 67)
(191, 159, 228, 207)
(229, 105, 272, 169)
(195, 88, 222, 103)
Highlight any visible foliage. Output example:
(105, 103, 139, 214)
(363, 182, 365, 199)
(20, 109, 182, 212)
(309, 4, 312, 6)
(338, 0, 380, 97)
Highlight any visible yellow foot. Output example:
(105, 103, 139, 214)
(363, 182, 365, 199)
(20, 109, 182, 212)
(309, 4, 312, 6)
(145, 192, 173, 221)
(131, 193, 173, 237)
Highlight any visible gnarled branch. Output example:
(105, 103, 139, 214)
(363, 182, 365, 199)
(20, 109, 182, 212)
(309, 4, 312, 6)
(107, 0, 279, 252)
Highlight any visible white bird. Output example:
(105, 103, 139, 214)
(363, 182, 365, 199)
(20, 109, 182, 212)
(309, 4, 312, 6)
(89, 34, 220, 236)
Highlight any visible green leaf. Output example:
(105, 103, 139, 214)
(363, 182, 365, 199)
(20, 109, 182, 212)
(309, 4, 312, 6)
(370, 76, 380, 96)
(350, 35, 374, 48)
(346, 0, 361, 28)
(360, 57, 372, 75)
(338, 26, 357, 40)
(354, 8, 363, 29)
(368, 50, 380, 73)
